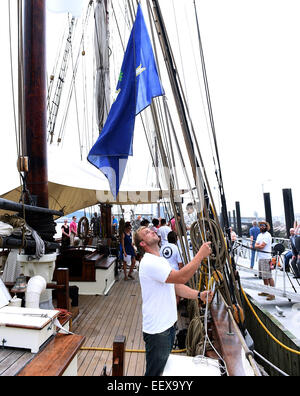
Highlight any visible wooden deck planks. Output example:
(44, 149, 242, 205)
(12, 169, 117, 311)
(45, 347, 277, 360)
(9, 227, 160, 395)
(97, 280, 141, 376)
(73, 274, 146, 376)
(83, 280, 136, 376)
(0, 350, 34, 376)
(76, 291, 124, 374)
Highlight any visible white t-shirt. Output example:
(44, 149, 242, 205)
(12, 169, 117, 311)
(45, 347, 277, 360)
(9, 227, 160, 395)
(139, 253, 177, 334)
(184, 211, 197, 229)
(160, 243, 182, 271)
(256, 232, 272, 260)
(157, 225, 172, 246)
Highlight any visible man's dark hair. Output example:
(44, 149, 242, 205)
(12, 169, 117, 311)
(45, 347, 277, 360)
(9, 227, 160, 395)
(152, 218, 159, 227)
(160, 218, 166, 226)
(167, 231, 177, 244)
(141, 219, 150, 227)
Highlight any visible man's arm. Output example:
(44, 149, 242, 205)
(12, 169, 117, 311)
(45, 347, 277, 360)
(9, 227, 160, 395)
(166, 242, 211, 285)
(175, 284, 213, 304)
(255, 241, 266, 250)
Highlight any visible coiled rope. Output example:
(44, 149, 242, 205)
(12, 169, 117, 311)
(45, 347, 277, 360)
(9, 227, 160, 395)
(185, 314, 206, 356)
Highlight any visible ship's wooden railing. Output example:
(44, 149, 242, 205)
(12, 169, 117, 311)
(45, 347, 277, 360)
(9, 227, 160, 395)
(210, 298, 261, 376)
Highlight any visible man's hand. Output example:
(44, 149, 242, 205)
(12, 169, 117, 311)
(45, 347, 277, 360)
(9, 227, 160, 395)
(200, 290, 213, 305)
(199, 242, 212, 259)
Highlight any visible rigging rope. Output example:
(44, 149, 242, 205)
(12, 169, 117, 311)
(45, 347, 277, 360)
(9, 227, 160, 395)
(80, 346, 186, 354)
(55, 2, 93, 149)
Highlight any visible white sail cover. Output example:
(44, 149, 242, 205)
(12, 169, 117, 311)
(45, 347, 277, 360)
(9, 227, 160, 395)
(0, 145, 186, 215)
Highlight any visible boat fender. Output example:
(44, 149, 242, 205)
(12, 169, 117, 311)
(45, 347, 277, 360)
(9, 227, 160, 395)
(233, 304, 245, 325)
(25, 275, 47, 309)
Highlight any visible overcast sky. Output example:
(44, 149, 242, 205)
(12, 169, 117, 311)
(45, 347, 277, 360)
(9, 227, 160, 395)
(157, 0, 300, 219)
(1, 0, 299, 220)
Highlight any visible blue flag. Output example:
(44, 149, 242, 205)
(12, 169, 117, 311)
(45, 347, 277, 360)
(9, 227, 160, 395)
(88, 4, 164, 199)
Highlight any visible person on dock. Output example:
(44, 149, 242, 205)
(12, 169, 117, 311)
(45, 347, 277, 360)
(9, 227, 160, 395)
(69, 216, 78, 246)
(121, 222, 136, 281)
(255, 221, 275, 301)
(249, 221, 260, 269)
(134, 226, 213, 376)
(286, 228, 300, 278)
(294, 222, 300, 276)
(230, 227, 237, 243)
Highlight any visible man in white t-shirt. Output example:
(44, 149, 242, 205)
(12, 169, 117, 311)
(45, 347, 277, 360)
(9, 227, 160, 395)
(157, 218, 172, 247)
(255, 221, 275, 301)
(134, 226, 212, 376)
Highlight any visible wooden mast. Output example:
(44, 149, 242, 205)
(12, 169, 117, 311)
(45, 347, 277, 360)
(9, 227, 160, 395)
(24, 0, 48, 209)
(22, 0, 57, 243)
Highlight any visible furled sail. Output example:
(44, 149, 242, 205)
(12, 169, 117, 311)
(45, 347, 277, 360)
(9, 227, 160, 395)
(94, 0, 111, 132)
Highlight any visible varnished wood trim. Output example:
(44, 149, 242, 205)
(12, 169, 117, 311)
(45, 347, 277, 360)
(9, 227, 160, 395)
(210, 301, 248, 376)
(17, 334, 85, 376)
